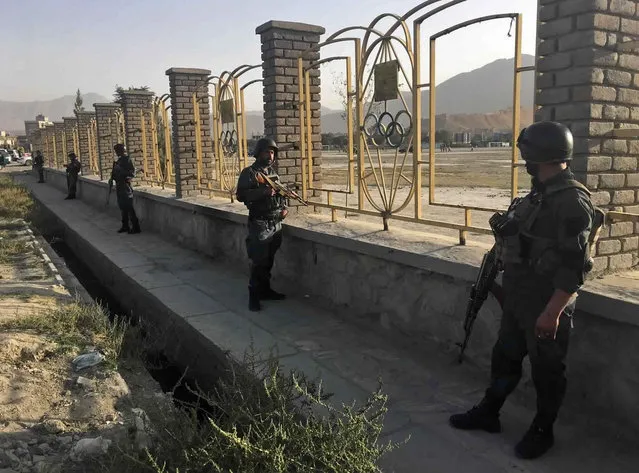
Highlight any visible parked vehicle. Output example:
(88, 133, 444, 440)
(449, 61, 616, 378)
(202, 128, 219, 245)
(17, 154, 32, 166)
(0, 149, 10, 166)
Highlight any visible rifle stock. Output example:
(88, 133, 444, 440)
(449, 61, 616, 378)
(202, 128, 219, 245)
(457, 246, 500, 363)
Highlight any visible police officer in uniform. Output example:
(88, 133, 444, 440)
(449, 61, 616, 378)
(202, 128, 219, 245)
(33, 150, 45, 183)
(109, 144, 141, 234)
(449, 121, 597, 459)
(65, 152, 81, 199)
(236, 137, 288, 312)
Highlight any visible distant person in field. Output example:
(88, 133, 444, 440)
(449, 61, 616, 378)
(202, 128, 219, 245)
(33, 150, 45, 183)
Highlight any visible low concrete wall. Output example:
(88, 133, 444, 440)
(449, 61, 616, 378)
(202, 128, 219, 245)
(40, 168, 639, 432)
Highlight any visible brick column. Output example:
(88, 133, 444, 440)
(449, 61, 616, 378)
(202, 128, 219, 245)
(63, 117, 78, 165)
(166, 68, 213, 198)
(536, 0, 639, 271)
(121, 90, 155, 182)
(94, 103, 122, 180)
(256, 20, 325, 208)
(53, 122, 65, 169)
(75, 110, 96, 175)
(42, 126, 54, 167)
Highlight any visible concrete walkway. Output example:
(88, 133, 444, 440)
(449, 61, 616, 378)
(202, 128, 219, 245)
(19, 173, 639, 473)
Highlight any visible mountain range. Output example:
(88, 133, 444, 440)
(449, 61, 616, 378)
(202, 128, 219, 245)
(1, 55, 534, 136)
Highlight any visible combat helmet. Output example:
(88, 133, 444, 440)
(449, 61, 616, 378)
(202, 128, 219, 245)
(252, 137, 278, 158)
(517, 121, 573, 164)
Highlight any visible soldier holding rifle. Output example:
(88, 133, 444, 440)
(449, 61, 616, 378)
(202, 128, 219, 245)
(236, 137, 306, 312)
(450, 121, 602, 460)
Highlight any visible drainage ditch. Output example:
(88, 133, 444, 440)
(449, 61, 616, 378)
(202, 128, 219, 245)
(39, 228, 211, 412)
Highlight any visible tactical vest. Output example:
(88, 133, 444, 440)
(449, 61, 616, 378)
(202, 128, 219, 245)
(492, 179, 605, 275)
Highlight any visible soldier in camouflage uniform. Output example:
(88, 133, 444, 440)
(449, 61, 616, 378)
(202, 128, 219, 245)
(449, 121, 598, 459)
(236, 137, 288, 312)
(33, 150, 45, 183)
(109, 144, 141, 234)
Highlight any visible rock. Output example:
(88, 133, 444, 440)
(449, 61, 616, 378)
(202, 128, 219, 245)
(34, 419, 66, 435)
(69, 437, 111, 462)
(55, 436, 73, 448)
(131, 408, 153, 451)
(26, 440, 37, 447)
(0, 469, 19, 473)
(15, 442, 28, 452)
(13, 448, 29, 458)
(33, 444, 51, 455)
(0, 451, 19, 466)
(31, 455, 45, 464)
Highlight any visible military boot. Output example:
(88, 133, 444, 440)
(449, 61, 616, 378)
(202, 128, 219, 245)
(117, 227, 129, 233)
(449, 400, 502, 433)
(515, 424, 554, 459)
(249, 288, 261, 312)
(260, 282, 286, 301)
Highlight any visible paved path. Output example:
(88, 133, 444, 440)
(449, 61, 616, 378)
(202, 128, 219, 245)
(19, 173, 639, 473)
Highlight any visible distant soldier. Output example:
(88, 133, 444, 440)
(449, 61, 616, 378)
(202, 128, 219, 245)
(449, 121, 598, 459)
(109, 144, 140, 234)
(236, 137, 288, 312)
(33, 150, 45, 183)
(64, 153, 81, 199)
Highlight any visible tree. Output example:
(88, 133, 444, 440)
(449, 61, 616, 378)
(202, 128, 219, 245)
(74, 88, 84, 113)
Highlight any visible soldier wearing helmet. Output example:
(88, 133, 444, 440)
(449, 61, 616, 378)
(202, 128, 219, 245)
(236, 137, 288, 311)
(109, 143, 141, 234)
(450, 121, 598, 460)
(64, 152, 82, 200)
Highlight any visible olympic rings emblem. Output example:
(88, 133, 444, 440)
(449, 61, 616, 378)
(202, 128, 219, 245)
(220, 129, 238, 154)
(362, 110, 412, 148)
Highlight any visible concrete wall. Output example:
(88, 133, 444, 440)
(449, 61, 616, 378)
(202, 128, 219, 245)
(41, 168, 639, 431)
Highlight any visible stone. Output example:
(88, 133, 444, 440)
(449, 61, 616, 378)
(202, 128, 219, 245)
(612, 190, 635, 204)
(69, 437, 112, 462)
(627, 173, 639, 186)
(605, 70, 632, 87)
(600, 174, 626, 188)
(602, 140, 629, 154)
(609, 253, 634, 270)
(591, 190, 612, 205)
(34, 419, 66, 434)
(610, 221, 635, 237)
(613, 157, 638, 171)
(622, 236, 639, 251)
(33, 444, 51, 456)
(618, 88, 639, 105)
(598, 239, 622, 255)
(603, 105, 630, 120)
(619, 54, 639, 70)
(610, 0, 637, 16)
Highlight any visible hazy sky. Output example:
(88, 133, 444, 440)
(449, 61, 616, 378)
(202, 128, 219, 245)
(5, 0, 537, 110)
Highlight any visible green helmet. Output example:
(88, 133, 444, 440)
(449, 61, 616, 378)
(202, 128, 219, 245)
(252, 137, 278, 158)
(517, 121, 573, 164)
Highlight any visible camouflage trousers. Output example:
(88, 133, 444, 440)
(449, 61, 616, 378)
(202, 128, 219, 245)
(245, 218, 282, 293)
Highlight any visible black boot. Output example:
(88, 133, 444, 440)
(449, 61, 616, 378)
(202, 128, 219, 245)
(449, 401, 502, 433)
(249, 288, 261, 312)
(117, 227, 130, 233)
(260, 283, 286, 301)
(515, 424, 554, 459)
(128, 226, 141, 234)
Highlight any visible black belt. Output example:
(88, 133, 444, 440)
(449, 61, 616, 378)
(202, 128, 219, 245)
(249, 213, 281, 222)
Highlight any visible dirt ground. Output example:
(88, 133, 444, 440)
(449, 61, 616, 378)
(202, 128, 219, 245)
(0, 218, 165, 473)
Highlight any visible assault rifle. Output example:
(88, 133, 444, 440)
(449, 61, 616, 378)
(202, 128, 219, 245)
(457, 245, 501, 363)
(256, 172, 308, 206)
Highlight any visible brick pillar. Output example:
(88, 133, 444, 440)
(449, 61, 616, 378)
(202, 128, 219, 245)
(536, 0, 639, 271)
(43, 126, 55, 167)
(94, 103, 122, 180)
(31, 130, 41, 158)
(165, 68, 213, 198)
(121, 90, 155, 182)
(256, 20, 325, 208)
(53, 122, 65, 169)
(63, 117, 78, 166)
(75, 110, 96, 175)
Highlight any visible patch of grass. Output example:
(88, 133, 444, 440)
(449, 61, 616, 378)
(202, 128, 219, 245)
(0, 239, 30, 263)
(94, 349, 405, 473)
(0, 176, 33, 220)
(0, 298, 128, 369)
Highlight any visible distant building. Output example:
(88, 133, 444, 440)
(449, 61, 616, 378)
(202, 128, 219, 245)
(24, 114, 54, 150)
(0, 131, 17, 148)
(453, 132, 472, 144)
